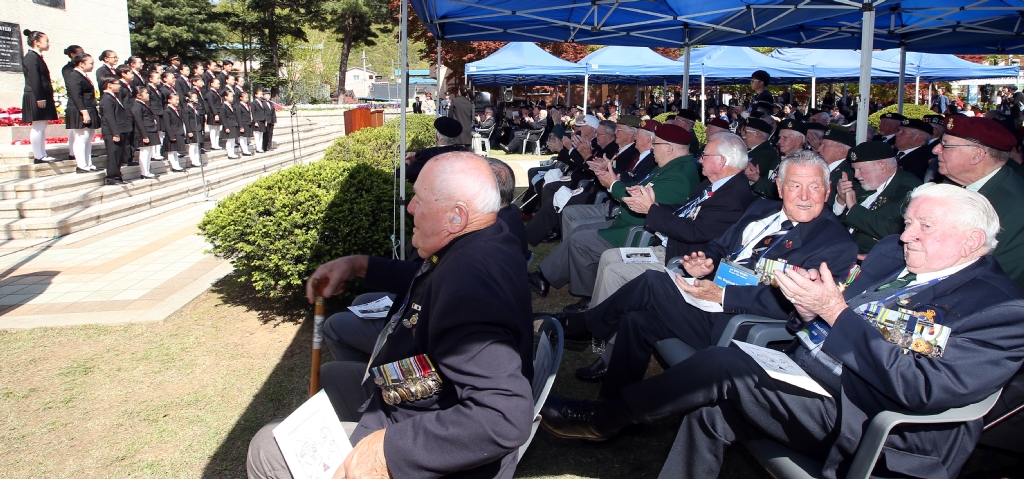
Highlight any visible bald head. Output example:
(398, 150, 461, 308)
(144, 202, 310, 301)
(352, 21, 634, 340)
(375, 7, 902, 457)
(410, 152, 501, 257)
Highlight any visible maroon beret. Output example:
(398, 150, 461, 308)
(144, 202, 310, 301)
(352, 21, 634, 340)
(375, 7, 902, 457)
(640, 119, 661, 133)
(655, 123, 693, 146)
(945, 116, 1017, 152)
(707, 118, 730, 130)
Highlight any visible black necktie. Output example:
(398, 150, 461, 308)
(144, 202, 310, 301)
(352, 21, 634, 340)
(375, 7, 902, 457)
(896, 151, 906, 160)
(738, 220, 794, 269)
(875, 273, 917, 292)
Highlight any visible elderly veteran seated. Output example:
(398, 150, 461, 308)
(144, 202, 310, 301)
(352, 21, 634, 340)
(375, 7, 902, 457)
(933, 115, 1024, 289)
(399, 116, 468, 184)
(541, 183, 1024, 479)
(246, 152, 534, 479)
(894, 118, 937, 182)
(740, 117, 781, 196)
(527, 124, 700, 310)
(815, 128, 857, 204)
(543, 151, 857, 414)
(833, 141, 922, 256)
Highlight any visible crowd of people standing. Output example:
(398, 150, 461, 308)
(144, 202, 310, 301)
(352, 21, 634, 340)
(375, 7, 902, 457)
(20, 29, 279, 185)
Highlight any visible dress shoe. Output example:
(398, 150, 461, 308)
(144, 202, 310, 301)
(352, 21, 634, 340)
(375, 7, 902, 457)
(201, 148, 211, 153)
(33, 157, 56, 164)
(105, 177, 126, 185)
(499, 144, 510, 154)
(241, 152, 254, 156)
(540, 397, 613, 441)
(542, 231, 561, 243)
(88, 165, 99, 171)
(140, 173, 157, 179)
(170, 167, 185, 173)
(562, 297, 591, 314)
(75, 167, 92, 174)
(527, 271, 550, 297)
(127, 161, 139, 166)
(575, 357, 608, 381)
(227, 155, 240, 159)
(552, 312, 592, 341)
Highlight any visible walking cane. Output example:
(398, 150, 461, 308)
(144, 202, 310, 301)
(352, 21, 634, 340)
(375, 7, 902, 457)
(309, 280, 326, 397)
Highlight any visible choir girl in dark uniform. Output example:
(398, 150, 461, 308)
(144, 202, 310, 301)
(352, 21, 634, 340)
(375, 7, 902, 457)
(127, 56, 146, 92)
(204, 78, 224, 150)
(236, 91, 255, 156)
(130, 87, 159, 179)
(96, 50, 119, 88)
(174, 65, 191, 96)
(189, 76, 207, 151)
(250, 87, 266, 153)
(65, 53, 98, 173)
(116, 65, 137, 166)
(98, 78, 131, 184)
(185, 91, 205, 167)
(60, 44, 84, 162)
(262, 91, 277, 151)
(20, 29, 59, 163)
(146, 71, 166, 159)
(161, 93, 187, 172)
(220, 90, 241, 159)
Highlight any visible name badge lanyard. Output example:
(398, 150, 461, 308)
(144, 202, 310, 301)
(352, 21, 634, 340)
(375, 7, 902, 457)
(727, 214, 788, 264)
(363, 260, 432, 382)
(675, 189, 712, 218)
(854, 275, 948, 309)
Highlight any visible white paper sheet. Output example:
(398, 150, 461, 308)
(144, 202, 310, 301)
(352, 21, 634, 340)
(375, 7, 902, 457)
(272, 390, 353, 479)
(348, 296, 394, 319)
(620, 247, 659, 264)
(732, 340, 832, 397)
(664, 266, 724, 313)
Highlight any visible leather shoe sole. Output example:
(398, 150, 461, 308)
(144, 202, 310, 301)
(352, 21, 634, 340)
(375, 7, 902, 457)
(540, 397, 612, 442)
(575, 357, 608, 381)
(527, 271, 549, 297)
(562, 298, 590, 314)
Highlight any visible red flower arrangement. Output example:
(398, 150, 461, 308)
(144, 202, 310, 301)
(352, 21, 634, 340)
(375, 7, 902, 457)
(11, 133, 102, 146)
(0, 107, 65, 127)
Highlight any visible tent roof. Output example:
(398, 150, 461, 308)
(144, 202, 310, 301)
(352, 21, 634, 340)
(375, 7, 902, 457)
(577, 46, 687, 84)
(872, 49, 1019, 81)
(685, 46, 814, 85)
(464, 42, 586, 85)
(411, 1, 1024, 54)
(768, 48, 904, 82)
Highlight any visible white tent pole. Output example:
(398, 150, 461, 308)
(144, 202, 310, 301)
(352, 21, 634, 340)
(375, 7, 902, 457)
(915, 76, 920, 105)
(928, 83, 933, 108)
(399, 0, 409, 259)
(437, 40, 443, 113)
(811, 77, 817, 109)
(897, 45, 906, 115)
(583, 74, 589, 115)
(682, 43, 691, 110)
(700, 75, 706, 120)
(567, 80, 571, 106)
(856, 2, 875, 144)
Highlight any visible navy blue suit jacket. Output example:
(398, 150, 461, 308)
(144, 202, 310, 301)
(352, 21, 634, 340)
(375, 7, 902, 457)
(818, 235, 1024, 479)
(703, 199, 859, 321)
(355, 222, 534, 479)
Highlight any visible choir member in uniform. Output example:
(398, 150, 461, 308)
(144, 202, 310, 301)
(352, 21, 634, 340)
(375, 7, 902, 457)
(98, 78, 131, 184)
(127, 56, 146, 92)
(236, 91, 255, 156)
(205, 78, 224, 150)
(262, 91, 277, 151)
(185, 91, 205, 168)
(96, 50, 119, 87)
(190, 76, 207, 150)
(251, 88, 267, 153)
(130, 87, 159, 179)
(174, 65, 191, 96)
(20, 29, 59, 163)
(220, 90, 241, 159)
(161, 93, 188, 172)
(66, 53, 98, 173)
(145, 71, 166, 159)
(116, 65, 137, 166)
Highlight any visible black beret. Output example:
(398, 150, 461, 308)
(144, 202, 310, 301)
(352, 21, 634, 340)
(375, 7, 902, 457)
(676, 109, 699, 122)
(880, 112, 906, 122)
(778, 119, 807, 136)
(900, 118, 933, 135)
(745, 118, 773, 134)
(822, 128, 856, 148)
(434, 116, 462, 138)
(849, 141, 896, 163)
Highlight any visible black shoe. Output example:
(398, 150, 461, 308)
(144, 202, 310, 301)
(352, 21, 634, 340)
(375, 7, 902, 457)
(500, 144, 510, 153)
(241, 152, 254, 156)
(127, 161, 139, 166)
(575, 357, 608, 381)
(201, 148, 210, 153)
(170, 167, 185, 173)
(527, 271, 550, 297)
(562, 297, 591, 314)
(75, 167, 92, 174)
(105, 177, 126, 185)
(540, 397, 613, 441)
(552, 312, 592, 342)
(542, 231, 561, 243)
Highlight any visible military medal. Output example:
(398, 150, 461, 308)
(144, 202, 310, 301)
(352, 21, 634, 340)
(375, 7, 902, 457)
(370, 354, 443, 405)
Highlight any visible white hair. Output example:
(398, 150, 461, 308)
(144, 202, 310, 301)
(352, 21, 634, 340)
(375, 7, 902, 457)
(908, 183, 1000, 252)
(637, 129, 655, 141)
(708, 132, 748, 170)
(778, 150, 829, 185)
(430, 152, 501, 214)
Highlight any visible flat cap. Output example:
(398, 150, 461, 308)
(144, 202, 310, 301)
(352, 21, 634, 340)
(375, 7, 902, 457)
(945, 116, 1017, 151)
(655, 123, 693, 146)
(707, 118, 730, 130)
(640, 119, 661, 133)
(778, 119, 807, 136)
(822, 128, 856, 148)
(849, 141, 896, 163)
(900, 118, 934, 136)
(434, 116, 462, 138)
(880, 112, 906, 122)
(617, 115, 642, 128)
(745, 118, 773, 134)
(676, 109, 699, 122)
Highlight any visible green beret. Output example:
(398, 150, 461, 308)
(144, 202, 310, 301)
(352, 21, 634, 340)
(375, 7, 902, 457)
(822, 128, 856, 148)
(849, 141, 896, 163)
(617, 115, 641, 128)
(778, 119, 807, 136)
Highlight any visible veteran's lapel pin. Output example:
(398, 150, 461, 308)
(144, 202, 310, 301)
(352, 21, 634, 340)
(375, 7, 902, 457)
(785, 240, 793, 249)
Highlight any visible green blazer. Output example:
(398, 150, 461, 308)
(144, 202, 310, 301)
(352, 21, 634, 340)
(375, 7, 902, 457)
(598, 155, 700, 247)
(841, 168, 921, 254)
(749, 142, 782, 200)
(827, 159, 864, 206)
(976, 165, 1024, 289)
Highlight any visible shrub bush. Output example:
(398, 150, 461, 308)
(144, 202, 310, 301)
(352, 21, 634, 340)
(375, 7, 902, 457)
(652, 112, 707, 146)
(323, 114, 436, 169)
(198, 160, 397, 300)
(867, 104, 935, 129)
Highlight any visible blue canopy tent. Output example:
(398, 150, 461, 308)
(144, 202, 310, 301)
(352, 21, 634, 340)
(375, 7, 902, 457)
(872, 50, 1018, 82)
(684, 46, 814, 117)
(464, 42, 586, 86)
(575, 46, 692, 114)
(768, 48, 904, 108)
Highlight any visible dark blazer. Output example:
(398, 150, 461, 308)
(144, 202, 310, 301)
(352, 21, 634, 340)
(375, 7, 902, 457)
(190, 87, 207, 117)
(99, 92, 132, 136)
(184, 104, 204, 144)
(897, 144, 936, 182)
(131, 100, 161, 146)
(237, 102, 254, 138)
(497, 204, 531, 261)
(749, 141, 782, 199)
(147, 84, 165, 118)
(609, 144, 640, 176)
(221, 102, 240, 138)
(448, 96, 475, 145)
(95, 64, 118, 89)
(204, 88, 223, 126)
(621, 150, 656, 185)
(264, 99, 277, 123)
(131, 71, 147, 92)
(65, 69, 98, 129)
(816, 235, 1024, 479)
(645, 173, 757, 261)
(174, 76, 190, 99)
(975, 165, 1024, 289)
(474, 116, 495, 131)
(353, 221, 534, 479)
(251, 99, 267, 124)
(841, 168, 921, 254)
(117, 80, 134, 104)
(159, 84, 178, 108)
(708, 199, 859, 320)
(21, 50, 58, 122)
(161, 106, 187, 152)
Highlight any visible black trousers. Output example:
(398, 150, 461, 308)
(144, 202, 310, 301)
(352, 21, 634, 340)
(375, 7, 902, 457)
(122, 131, 135, 165)
(524, 180, 591, 245)
(584, 270, 727, 398)
(615, 347, 837, 478)
(263, 123, 275, 150)
(104, 134, 125, 179)
(320, 360, 375, 422)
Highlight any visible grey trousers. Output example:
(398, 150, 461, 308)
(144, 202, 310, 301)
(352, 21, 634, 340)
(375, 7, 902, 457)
(246, 418, 360, 479)
(561, 204, 608, 239)
(323, 292, 394, 362)
(539, 220, 613, 293)
(592, 246, 668, 304)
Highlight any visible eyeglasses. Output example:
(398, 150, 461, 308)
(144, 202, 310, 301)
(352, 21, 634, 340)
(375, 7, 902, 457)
(699, 154, 724, 162)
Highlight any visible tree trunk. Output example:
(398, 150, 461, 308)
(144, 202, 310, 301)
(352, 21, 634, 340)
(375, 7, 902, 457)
(336, 20, 354, 104)
(268, 7, 280, 98)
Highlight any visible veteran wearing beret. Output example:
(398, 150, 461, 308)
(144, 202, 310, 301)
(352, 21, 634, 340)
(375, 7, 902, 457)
(877, 112, 905, 144)
(751, 119, 806, 200)
(933, 115, 1024, 289)
(400, 116, 468, 184)
(894, 118, 937, 182)
(834, 142, 921, 255)
(671, 109, 704, 158)
(741, 117, 781, 194)
(816, 129, 859, 204)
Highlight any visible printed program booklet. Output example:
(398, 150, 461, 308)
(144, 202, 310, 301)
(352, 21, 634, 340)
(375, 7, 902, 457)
(272, 390, 353, 479)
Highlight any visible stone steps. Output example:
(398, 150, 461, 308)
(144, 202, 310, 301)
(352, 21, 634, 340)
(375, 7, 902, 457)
(0, 124, 341, 239)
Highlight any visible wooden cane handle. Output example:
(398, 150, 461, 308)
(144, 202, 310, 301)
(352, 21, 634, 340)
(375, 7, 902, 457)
(309, 349, 322, 397)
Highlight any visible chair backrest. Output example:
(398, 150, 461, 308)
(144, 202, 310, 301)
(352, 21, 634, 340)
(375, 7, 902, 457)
(517, 315, 564, 462)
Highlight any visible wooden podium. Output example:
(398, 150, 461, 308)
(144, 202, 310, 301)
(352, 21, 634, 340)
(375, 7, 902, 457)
(370, 110, 385, 127)
(344, 108, 372, 135)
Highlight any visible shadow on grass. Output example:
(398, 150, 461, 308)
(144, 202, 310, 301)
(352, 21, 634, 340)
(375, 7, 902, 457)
(208, 272, 308, 325)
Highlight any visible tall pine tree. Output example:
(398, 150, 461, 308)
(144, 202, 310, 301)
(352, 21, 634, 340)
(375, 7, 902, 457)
(128, 0, 226, 64)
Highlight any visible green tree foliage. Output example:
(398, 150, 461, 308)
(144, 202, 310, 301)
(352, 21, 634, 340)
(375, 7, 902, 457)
(312, 0, 391, 100)
(241, 0, 320, 97)
(652, 113, 707, 146)
(323, 114, 437, 169)
(868, 103, 935, 129)
(128, 0, 227, 64)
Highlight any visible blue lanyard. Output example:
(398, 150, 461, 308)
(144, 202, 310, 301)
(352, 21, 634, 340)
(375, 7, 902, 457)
(728, 214, 788, 260)
(675, 189, 711, 217)
(854, 274, 948, 306)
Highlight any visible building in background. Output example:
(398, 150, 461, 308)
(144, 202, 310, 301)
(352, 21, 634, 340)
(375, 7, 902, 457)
(343, 66, 377, 98)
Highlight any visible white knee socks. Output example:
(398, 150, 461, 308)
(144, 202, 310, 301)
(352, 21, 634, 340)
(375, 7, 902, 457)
(139, 146, 154, 176)
(239, 137, 251, 155)
(225, 138, 238, 158)
(167, 151, 182, 170)
(31, 121, 48, 159)
(188, 143, 200, 166)
(254, 131, 264, 152)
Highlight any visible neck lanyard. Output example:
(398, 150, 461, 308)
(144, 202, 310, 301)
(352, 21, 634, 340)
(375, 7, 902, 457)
(853, 274, 947, 306)
(675, 187, 712, 216)
(728, 213, 790, 261)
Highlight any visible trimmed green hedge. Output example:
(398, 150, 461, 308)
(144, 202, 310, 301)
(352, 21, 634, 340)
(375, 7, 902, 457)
(868, 104, 935, 129)
(652, 112, 707, 146)
(323, 115, 437, 168)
